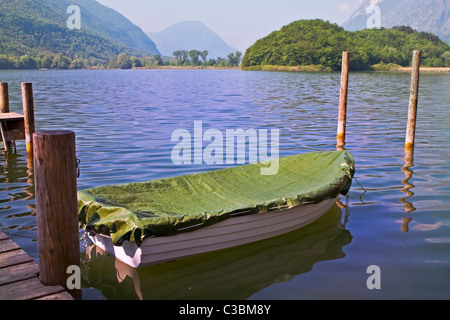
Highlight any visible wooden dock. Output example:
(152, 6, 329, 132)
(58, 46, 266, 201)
(0, 230, 74, 300)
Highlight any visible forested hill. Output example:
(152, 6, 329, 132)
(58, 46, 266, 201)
(242, 19, 450, 71)
(0, 0, 159, 68)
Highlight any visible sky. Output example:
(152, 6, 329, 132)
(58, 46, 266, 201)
(96, 0, 363, 52)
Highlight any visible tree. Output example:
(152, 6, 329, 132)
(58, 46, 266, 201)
(51, 54, 71, 69)
(172, 50, 189, 65)
(226, 51, 243, 67)
(180, 50, 189, 65)
(70, 58, 85, 69)
(189, 50, 201, 66)
(130, 56, 142, 68)
(215, 57, 227, 67)
(117, 53, 132, 69)
(206, 58, 217, 66)
(235, 51, 242, 66)
(0, 56, 16, 69)
(40, 55, 53, 68)
(200, 50, 209, 64)
(153, 55, 163, 66)
(18, 55, 38, 69)
(172, 50, 182, 65)
(108, 56, 118, 68)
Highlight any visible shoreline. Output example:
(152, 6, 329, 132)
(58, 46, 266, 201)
(3, 66, 449, 73)
(393, 67, 450, 73)
(241, 65, 450, 73)
(145, 66, 450, 73)
(132, 66, 241, 70)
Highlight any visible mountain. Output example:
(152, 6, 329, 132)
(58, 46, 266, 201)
(45, 0, 160, 55)
(342, 0, 450, 44)
(147, 21, 237, 59)
(241, 19, 450, 71)
(0, 0, 159, 67)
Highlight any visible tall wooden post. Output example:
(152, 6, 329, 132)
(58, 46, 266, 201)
(405, 50, 421, 150)
(22, 83, 35, 158)
(33, 131, 81, 300)
(0, 83, 9, 113)
(337, 51, 350, 150)
(1, 82, 11, 151)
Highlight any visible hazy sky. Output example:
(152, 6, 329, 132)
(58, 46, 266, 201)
(96, 0, 363, 52)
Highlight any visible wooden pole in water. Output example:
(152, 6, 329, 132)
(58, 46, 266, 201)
(405, 50, 421, 150)
(337, 51, 350, 150)
(0, 83, 11, 151)
(21, 83, 35, 158)
(33, 130, 81, 300)
(0, 83, 9, 113)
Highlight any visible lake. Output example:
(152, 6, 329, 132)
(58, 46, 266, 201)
(0, 69, 449, 300)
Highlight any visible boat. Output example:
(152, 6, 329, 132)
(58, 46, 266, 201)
(78, 150, 355, 268)
(81, 204, 353, 299)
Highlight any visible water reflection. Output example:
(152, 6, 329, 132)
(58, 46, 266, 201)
(400, 148, 415, 232)
(81, 204, 352, 300)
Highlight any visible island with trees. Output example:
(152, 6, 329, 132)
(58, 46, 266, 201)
(241, 19, 450, 71)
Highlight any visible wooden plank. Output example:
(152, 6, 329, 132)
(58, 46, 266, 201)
(0, 230, 9, 240)
(0, 230, 74, 300)
(0, 113, 24, 120)
(0, 249, 33, 268)
(0, 113, 26, 144)
(0, 277, 68, 300)
(0, 261, 38, 285)
(2, 128, 25, 141)
(36, 292, 75, 300)
(0, 237, 21, 253)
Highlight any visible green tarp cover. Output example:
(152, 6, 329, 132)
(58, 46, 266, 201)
(78, 150, 355, 246)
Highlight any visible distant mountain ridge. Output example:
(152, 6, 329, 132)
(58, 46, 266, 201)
(46, 0, 160, 55)
(148, 21, 237, 58)
(342, 0, 450, 44)
(0, 0, 159, 67)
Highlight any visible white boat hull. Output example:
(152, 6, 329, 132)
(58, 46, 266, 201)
(89, 197, 338, 268)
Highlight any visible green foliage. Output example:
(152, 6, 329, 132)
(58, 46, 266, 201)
(51, 54, 71, 69)
(0, 55, 15, 69)
(171, 49, 241, 67)
(188, 50, 201, 66)
(104, 50, 241, 69)
(0, 0, 155, 69)
(242, 19, 450, 71)
(226, 51, 242, 67)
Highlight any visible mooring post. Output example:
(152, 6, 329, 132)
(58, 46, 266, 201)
(0, 82, 9, 113)
(337, 51, 350, 150)
(0, 82, 12, 151)
(21, 83, 35, 158)
(33, 130, 81, 300)
(405, 50, 421, 150)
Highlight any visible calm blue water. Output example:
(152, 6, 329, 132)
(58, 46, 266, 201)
(0, 69, 449, 300)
